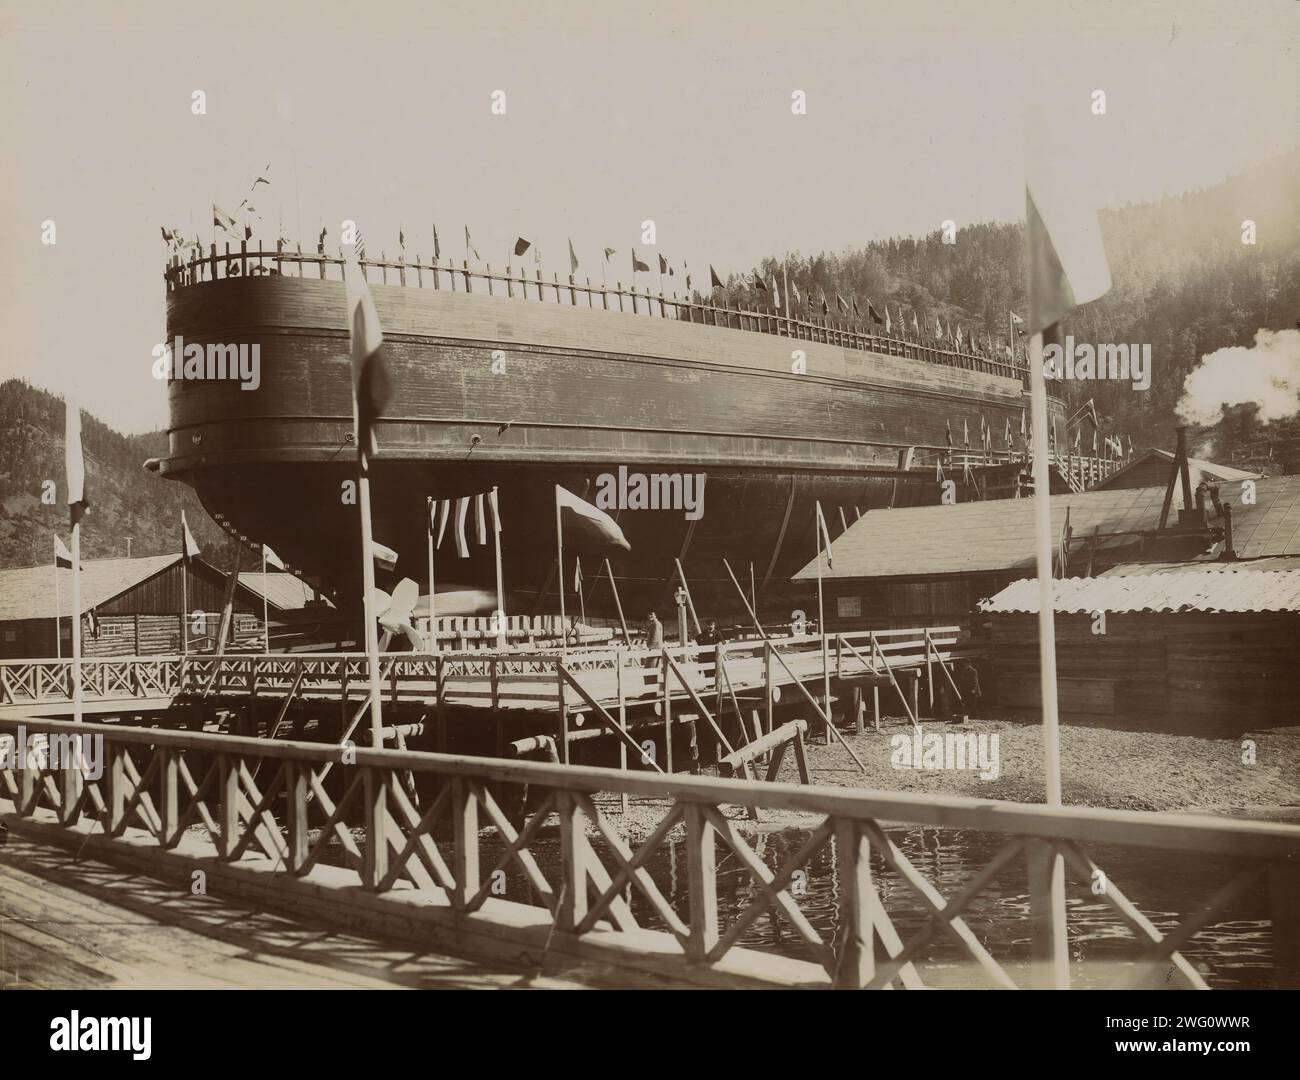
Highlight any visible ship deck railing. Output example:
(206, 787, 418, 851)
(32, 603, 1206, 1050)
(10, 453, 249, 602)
(164, 241, 1032, 386)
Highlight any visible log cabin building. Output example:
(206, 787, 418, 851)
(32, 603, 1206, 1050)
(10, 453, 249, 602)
(790, 472, 1300, 633)
(0, 553, 307, 658)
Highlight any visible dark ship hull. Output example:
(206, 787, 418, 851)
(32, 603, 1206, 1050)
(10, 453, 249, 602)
(158, 260, 1061, 617)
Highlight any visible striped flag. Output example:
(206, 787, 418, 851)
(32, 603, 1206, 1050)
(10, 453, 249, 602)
(454, 497, 470, 558)
(555, 485, 630, 550)
(815, 502, 834, 569)
(709, 265, 723, 290)
(474, 493, 487, 546)
(963, 419, 970, 448)
(434, 499, 451, 548)
(345, 250, 390, 470)
(1005, 416, 1013, 447)
(632, 249, 650, 273)
(573, 556, 583, 593)
(64, 399, 88, 527)
(262, 543, 285, 570)
(945, 419, 953, 447)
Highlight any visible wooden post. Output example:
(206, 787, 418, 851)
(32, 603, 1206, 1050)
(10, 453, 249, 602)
(557, 664, 570, 764)
(616, 654, 628, 814)
(451, 777, 479, 910)
(764, 641, 774, 735)
(834, 820, 875, 988)
(1271, 863, 1300, 989)
(1025, 837, 1069, 989)
(363, 767, 388, 889)
(684, 803, 718, 961)
(662, 651, 673, 773)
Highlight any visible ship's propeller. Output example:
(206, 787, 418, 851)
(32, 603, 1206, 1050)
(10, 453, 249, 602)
(377, 577, 424, 651)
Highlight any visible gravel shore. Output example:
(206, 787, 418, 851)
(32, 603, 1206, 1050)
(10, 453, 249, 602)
(588, 715, 1300, 840)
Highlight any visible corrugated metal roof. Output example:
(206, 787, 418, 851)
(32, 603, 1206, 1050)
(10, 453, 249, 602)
(979, 568, 1300, 614)
(793, 474, 1300, 581)
(1101, 557, 1300, 576)
(0, 554, 181, 621)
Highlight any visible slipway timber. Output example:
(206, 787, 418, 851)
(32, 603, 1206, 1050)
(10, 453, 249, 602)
(0, 628, 976, 772)
(3, 713, 1299, 989)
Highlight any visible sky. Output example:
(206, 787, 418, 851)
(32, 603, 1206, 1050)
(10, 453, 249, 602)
(2, 0, 1298, 432)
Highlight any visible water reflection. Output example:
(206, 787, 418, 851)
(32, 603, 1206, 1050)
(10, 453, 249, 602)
(483, 824, 1273, 989)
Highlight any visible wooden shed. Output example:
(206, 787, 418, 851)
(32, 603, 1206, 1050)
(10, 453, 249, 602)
(0, 553, 264, 658)
(979, 566, 1300, 728)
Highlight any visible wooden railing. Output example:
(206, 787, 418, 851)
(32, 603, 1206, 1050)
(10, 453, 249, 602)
(3, 713, 1297, 989)
(163, 241, 1031, 385)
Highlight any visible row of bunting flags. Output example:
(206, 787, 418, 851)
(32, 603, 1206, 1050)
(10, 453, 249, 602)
(428, 490, 501, 558)
(163, 177, 1033, 363)
(942, 409, 1132, 457)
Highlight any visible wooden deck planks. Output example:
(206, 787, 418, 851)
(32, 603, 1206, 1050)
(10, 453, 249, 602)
(0, 836, 589, 990)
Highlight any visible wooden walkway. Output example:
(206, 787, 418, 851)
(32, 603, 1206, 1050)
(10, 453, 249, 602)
(0, 625, 973, 721)
(0, 834, 592, 990)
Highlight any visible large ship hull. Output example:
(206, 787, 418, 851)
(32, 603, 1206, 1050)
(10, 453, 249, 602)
(159, 271, 1061, 616)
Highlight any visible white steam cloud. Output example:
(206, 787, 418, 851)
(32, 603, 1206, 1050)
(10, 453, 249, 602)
(1176, 328, 1300, 426)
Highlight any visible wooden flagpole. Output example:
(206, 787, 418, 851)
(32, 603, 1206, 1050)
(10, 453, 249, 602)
(604, 558, 630, 643)
(71, 520, 82, 723)
(426, 497, 437, 651)
(1029, 331, 1064, 796)
(53, 554, 61, 660)
(815, 502, 830, 717)
(358, 470, 384, 747)
(261, 547, 270, 651)
(554, 487, 567, 655)
(491, 487, 505, 648)
(180, 518, 188, 657)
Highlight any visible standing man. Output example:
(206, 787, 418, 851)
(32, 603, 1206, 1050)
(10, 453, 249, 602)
(644, 611, 663, 650)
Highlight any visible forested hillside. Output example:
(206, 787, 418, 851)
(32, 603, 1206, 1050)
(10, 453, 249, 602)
(733, 147, 1300, 467)
(0, 379, 245, 569)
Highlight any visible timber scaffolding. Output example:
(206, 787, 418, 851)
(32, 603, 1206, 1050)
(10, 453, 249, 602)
(0, 627, 978, 774)
(3, 712, 1299, 989)
(163, 241, 1032, 385)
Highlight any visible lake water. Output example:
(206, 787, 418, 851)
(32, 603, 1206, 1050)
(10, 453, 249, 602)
(480, 823, 1273, 989)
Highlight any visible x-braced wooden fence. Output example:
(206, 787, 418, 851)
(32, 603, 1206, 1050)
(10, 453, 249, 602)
(3, 715, 1297, 990)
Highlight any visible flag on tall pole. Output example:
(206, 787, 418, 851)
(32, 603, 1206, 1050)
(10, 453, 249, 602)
(1022, 86, 1114, 988)
(568, 238, 579, 275)
(488, 487, 506, 646)
(345, 247, 391, 750)
(346, 251, 391, 472)
(179, 511, 200, 654)
(64, 399, 86, 726)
